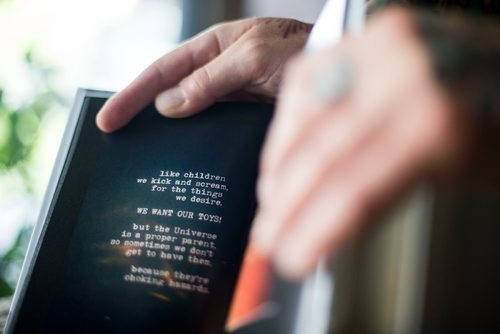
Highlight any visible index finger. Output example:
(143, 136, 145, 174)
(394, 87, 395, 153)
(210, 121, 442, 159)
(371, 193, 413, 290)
(96, 20, 251, 132)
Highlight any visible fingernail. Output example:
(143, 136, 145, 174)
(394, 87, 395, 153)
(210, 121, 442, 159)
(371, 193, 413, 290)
(155, 86, 185, 115)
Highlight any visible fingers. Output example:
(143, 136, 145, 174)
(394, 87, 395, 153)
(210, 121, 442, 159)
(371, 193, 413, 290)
(96, 17, 312, 131)
(96, 20, 253, 132)
(154, 18, 312, 118)
(96, 41, 211, 132)
(267, 104, 436, 279)
(154, 38, 262, 118)
(250, 9, 460, 280)
(255, 102, 435, 279)
(252, 103, 386, 255)
(251, 50, 351, 258)
(258, 44, 355, 180)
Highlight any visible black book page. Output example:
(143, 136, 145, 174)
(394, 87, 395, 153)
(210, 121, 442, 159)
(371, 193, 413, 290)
(12, 95, 273, 334)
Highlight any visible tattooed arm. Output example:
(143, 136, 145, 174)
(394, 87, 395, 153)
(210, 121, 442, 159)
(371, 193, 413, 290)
(96, 18, 312, 132)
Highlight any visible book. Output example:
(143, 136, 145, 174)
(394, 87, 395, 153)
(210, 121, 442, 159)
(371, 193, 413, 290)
(4, 89, 308, 334)
(3, 2, 367, 332)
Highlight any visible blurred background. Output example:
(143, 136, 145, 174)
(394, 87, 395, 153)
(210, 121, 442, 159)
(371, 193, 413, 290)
(0, 0, 183, 298)
(0, 0, 324, 303)
(2, 1, 498, 333)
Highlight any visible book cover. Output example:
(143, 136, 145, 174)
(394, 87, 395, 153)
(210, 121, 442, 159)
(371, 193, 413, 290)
(5, 89, 306, 334)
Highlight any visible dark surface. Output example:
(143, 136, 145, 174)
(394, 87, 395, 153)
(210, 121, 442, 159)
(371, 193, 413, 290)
(7, 95, 273, 334)
(422, 183, 500, 333)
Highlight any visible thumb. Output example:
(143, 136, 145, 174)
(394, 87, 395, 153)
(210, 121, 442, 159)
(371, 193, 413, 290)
(154, 44, 257, 118)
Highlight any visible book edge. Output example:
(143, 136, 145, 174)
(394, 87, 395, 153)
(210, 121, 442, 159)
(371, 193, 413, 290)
(3, 88, 110, 333)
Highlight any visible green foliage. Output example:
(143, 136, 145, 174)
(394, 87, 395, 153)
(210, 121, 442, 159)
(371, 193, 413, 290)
(0, 227, 31, 298)
(0, 88, 60, 172)
(0, 48, 66, 296)
(0, 279, 13, 298)
(0, 48, 64, 171)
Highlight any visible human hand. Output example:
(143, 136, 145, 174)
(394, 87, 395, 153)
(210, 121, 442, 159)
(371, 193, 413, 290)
(251, 8, 469, 280)
(96, 17, 312, 132)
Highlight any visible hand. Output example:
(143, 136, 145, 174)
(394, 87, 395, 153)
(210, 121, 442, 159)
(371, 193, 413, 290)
(96, 17, 312, 132)
(251, 8, 469, 280)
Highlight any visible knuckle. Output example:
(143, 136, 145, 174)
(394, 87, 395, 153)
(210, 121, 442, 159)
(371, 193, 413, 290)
(209, 18, 253, 36)
(241, 38, 270, 78)
(209, 21, 228, 33)
(182, 66, 211, 100)
(249, 18, 272, 36)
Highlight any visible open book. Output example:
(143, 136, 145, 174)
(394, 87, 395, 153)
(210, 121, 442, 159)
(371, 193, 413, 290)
(4, 89, 313, 334)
